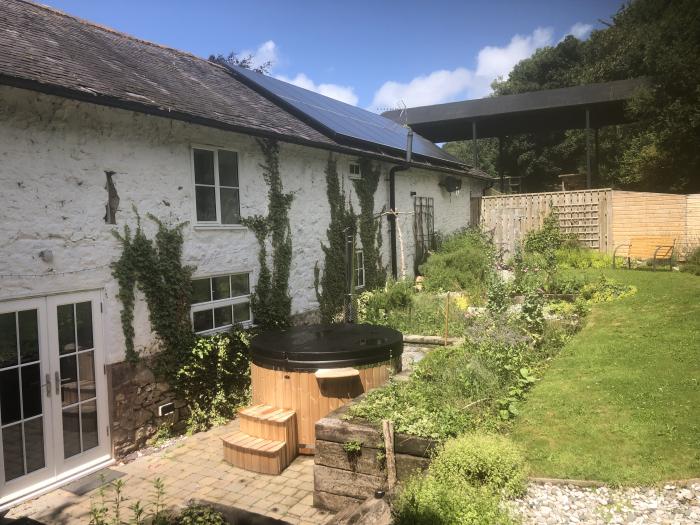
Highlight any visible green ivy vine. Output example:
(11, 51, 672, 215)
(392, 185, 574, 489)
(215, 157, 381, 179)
(111, 211, 195, 374)
(241, 138, 293, 329)
(315, 156, 355, 323)
(352, 158, 387, 290)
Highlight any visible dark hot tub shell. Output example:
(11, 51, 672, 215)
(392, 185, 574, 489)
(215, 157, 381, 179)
(249, 323, 403, 453)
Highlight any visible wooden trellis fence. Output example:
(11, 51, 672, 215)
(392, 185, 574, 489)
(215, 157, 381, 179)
(479, 189, 612, 257)
(477, 189, 700, 259)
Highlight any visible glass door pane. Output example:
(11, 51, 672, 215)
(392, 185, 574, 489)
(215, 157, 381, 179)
(56, 301, 99, 459)
(0, 309, 46, 482)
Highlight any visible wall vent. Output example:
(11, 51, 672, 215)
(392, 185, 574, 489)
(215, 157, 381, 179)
(158, 402, 175, 417)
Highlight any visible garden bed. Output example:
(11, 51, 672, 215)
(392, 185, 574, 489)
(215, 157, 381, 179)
(313, 387, 437, 512)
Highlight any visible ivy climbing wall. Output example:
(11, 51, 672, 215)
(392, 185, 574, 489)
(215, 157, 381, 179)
(0, 84, 485, 368)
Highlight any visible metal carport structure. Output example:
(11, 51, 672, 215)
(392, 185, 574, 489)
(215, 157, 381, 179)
(383, 78, 647, 191)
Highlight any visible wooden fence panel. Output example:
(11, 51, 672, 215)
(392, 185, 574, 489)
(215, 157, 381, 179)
(686, 194, 700, 254)
(480, 189, 611, 256)
(481, 190, 699, 259)
(611, 191, 694, 258)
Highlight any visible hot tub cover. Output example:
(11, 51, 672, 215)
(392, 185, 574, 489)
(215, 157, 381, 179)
(250, 323, 403, 371)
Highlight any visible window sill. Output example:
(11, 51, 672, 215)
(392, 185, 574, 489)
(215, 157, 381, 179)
(194, 320, 254, 336)
(193, 224, 248, 232)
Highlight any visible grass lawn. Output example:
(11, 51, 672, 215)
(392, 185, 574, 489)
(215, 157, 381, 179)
(512, 269, 700, 485)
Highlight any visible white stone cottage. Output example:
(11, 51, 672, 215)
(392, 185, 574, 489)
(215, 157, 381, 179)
(0, 0, 489, 508)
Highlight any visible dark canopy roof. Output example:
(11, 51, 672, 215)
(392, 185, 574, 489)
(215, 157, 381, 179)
(382, 79, 647, 142)
(0, 0, 478, 176)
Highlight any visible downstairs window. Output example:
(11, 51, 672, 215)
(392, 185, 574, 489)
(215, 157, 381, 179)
(190, 273, 252, 334)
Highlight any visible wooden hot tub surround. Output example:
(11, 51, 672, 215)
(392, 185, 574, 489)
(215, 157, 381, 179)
(221, 324, 402, 475)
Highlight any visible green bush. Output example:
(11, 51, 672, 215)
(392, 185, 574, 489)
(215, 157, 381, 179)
(176, 330, 251, 433)
(356, 283, 471, 337)
(350, 314, 547, 438)
(393, 475, 515, 525)
(176, 504, 226, 525)
(486, 277, 510, 315)
(419, 228, 494, 299)
(512, 249, 549, 293)
(681, 246, 700, 275)
(547, 272, 588, 295)
(349, 343, 499, 439)
(523, 213, 567, 256)
(580, 275, 637, 303)
(556, 244, 615, 269)
(430, 433, 527, 498)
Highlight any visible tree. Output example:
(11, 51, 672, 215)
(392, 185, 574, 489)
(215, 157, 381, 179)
(208, 51, 271, 74)
(445, 0, 700, 193)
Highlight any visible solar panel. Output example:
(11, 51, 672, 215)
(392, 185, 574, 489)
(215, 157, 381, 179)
(229, 66, 461, 166)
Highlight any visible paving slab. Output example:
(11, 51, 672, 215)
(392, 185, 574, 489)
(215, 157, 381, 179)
(4, 420, 334, 525)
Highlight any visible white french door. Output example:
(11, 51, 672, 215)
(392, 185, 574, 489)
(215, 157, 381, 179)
(0, 291, 110, 509)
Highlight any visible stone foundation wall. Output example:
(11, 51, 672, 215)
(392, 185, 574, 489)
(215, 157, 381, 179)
(313, 399, 437, 512)
(107, 359, 189, 457)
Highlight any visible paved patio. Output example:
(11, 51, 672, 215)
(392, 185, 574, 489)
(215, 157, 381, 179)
(4, 420, 333, 525)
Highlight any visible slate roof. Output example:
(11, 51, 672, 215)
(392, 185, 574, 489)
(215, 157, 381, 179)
(0, 0, 483, 176)
(0, 0, 334, 145)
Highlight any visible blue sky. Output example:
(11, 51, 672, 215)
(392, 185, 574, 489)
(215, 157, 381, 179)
(41, 0, 624, 110)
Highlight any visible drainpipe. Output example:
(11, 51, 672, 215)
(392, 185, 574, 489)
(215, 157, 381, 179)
(388, 130, 413, 280)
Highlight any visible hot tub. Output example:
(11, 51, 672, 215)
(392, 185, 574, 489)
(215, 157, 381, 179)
(249, 323, 403, 454)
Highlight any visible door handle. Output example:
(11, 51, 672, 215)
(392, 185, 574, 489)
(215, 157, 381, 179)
(45, 373, 51, 397)
(55, 371, 60, 396)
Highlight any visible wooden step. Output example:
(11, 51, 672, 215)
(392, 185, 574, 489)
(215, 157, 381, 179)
(238, 404, 298, 463)
(222, 430, 287, 475)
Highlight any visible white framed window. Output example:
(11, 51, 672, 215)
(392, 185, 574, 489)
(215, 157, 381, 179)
(355, 250, 365, 289)
(192, 146, 241, 225)
(190, 273, 252, 334)
(348, 162, 362, 180)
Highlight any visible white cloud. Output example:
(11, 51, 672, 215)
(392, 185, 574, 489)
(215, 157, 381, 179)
(370, 27, 554, 110)
(568, 22, 593, 40)
(240, 40, 279, 69)
(371, 68, 472, 111)
(275, 73, 359, 106)
(475, 27, 553, 79)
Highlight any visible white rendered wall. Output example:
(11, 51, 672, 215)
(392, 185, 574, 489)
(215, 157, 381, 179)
(0, 85, 484, 364)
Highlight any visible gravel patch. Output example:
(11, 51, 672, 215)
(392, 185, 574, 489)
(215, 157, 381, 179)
(511, 482, 700, 524)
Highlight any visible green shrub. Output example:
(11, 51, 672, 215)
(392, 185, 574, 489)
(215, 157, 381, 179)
(580, 275, 637, 303)
(176, 330, 251, 433)
(176, 504, 226, 525)
(556, 244, 615, 269)
(681, 246, 700, 275)
(523, 213, 566, 256)
(547, 272, 589, 295)
(419, 228, 495, 298)
(512, 249, 549, 293)
(349, 344, 498, 439)
(350, 315, 546, 438)
(465, 317, 532, 384)
(486, 277, 510, 315)
(520, 287, 545, 336)
(429, 433, 527, 498)
(393, 475, 515, 525)
(356, 284, 471, 337)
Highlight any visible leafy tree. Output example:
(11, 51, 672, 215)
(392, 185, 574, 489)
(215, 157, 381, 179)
(445, 0, 700, 193)
(208, 51, 271, 74)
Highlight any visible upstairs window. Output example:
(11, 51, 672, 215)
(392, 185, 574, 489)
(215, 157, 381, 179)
(193, 147, 240, 225)
(348, 162, 362, 180)
(190, 273, 252, 334)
